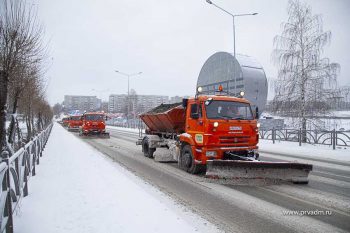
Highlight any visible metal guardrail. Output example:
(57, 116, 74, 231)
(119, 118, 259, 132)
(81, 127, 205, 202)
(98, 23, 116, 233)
(259, 128, 350, 149)
(0, 123, 53, 233)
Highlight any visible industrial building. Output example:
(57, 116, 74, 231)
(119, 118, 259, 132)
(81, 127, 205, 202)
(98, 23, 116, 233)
(197, 52, 268, 112)
(63, 95, 101, 113)
(108, 94, 169, 113)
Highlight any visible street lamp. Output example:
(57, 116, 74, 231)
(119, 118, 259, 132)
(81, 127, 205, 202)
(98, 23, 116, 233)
(206, 0, 257, 95)
(114, 70, 142, 127)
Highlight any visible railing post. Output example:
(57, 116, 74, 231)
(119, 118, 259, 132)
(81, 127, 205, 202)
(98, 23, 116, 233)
(1, 151, 14, 233)
(299, 128, 302, 146)
(272, 127, 275, 144)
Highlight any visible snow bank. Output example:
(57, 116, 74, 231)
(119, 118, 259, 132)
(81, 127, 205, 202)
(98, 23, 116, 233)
(106, 125, 143, 133)
(259, 139, 350, 162)
(14, 123, 220, 233)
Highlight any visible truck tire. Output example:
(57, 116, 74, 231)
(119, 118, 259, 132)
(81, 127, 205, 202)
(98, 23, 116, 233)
(142, 138, 155, 158)
(179, 145, 205, 174)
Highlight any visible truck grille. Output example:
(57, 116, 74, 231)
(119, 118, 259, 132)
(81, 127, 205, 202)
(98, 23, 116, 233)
(219, 136, 250, 145)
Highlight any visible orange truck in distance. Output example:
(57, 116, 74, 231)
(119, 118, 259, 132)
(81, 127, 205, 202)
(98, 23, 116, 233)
(62, 117, 70, 127)
(137, 89, 312, 184)
(79, 112, 110, 138)
(67, 115, 83, 131)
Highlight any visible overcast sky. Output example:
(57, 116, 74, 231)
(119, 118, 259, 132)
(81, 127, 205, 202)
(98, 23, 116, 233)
(35, 0, 350, 104)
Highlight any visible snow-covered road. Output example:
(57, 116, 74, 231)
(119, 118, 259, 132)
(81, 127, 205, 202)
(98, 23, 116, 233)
(13, 123, 221, 233)
(100, 126, 350, 233)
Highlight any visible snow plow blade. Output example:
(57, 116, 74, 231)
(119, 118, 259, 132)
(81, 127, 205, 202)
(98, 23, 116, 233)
(80, 132, 110, 139)
(205, 160, 312, 184)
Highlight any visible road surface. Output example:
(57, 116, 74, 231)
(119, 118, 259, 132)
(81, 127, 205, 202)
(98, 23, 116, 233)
(75, 127, 350, 233)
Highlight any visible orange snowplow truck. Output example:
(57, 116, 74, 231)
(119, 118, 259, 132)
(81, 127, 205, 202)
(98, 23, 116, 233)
(137, 91, 312, 184)
(62, 117, 70, 127)
(67, 115, 83, 131)
(79, 112, 110, 138)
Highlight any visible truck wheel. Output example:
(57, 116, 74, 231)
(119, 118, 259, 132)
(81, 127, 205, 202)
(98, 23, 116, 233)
(142, 138, 155, 158)
(180, 145, 205, 174)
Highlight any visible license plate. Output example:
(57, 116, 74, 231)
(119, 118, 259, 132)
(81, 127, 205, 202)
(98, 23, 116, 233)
(229, 126, 242, 131)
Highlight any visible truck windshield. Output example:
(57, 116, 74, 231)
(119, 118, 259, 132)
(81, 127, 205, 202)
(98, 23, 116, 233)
(71, 116, 81, 121)
(85, 115, 104, 121)
(205, 100, 253, 120)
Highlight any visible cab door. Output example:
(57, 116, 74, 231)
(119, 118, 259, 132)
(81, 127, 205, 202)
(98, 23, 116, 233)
(186, 102, 204, 145)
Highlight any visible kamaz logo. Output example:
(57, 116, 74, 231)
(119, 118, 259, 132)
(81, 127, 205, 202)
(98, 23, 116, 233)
(229, 126, 242, 131)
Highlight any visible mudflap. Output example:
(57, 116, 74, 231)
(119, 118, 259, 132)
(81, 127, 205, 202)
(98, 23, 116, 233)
(205, 160, 312, 185)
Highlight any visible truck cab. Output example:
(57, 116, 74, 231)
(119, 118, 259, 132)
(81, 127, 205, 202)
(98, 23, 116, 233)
(181, 95, 258, 161)
(79, 112, 107, 136)
(68, 115, 83, 131)
(178, 95, 259, 173)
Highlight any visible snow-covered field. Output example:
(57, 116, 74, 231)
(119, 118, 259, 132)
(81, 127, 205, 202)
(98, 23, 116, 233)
(5, 120, 28, 138)
(259, 139, 349, 161)
(106, 125, 142, 133)
(261, 111, 350, 131)
(14, 123, 221, 233)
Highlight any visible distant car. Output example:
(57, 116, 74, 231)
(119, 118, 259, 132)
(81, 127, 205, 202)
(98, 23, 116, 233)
(68, 115, 83, 131)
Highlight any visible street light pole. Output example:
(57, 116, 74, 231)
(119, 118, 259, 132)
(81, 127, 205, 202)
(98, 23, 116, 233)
(115, 70, 142, 127)
(206, 0, 257, 95)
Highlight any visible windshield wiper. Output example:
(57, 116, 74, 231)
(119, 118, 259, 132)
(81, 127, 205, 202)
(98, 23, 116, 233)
(216, 115, 231, 120)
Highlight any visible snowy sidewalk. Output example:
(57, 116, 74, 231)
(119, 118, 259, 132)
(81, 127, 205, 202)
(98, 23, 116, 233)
(14, 123, 220, 233)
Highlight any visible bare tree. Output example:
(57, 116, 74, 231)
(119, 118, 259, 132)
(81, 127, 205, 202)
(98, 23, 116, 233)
(0, 70, 8, 150)
(52, 103, 63, 116)
(1, 0, 47, 149)
(272, 0, 340, 136)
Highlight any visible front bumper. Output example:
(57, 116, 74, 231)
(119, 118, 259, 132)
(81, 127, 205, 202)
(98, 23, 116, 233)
(193, 145, 258, 164)
(68, 126, 80, 131)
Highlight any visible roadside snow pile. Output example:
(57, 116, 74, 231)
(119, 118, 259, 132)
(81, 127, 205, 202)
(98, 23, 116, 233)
(106, 125, 143, 133)
(259, 139, 349, 162)
(331, 111, 350, 118)
(14, 123, 220, 233)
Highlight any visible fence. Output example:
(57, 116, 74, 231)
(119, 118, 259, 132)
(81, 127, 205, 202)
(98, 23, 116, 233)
(259, 128, 350, 149)
(0, 123, 53, 233)
(106, 117, 147, 130)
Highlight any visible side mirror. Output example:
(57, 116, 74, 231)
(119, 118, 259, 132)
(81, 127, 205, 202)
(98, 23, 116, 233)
(182, 98, 188, 108)
(255, 107, 259, 119)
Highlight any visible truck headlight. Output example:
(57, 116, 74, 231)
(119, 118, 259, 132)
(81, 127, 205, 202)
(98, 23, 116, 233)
(206, 151, 217, 157)
(257, 123, 261, 128)
(213, 122, 219, 127)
